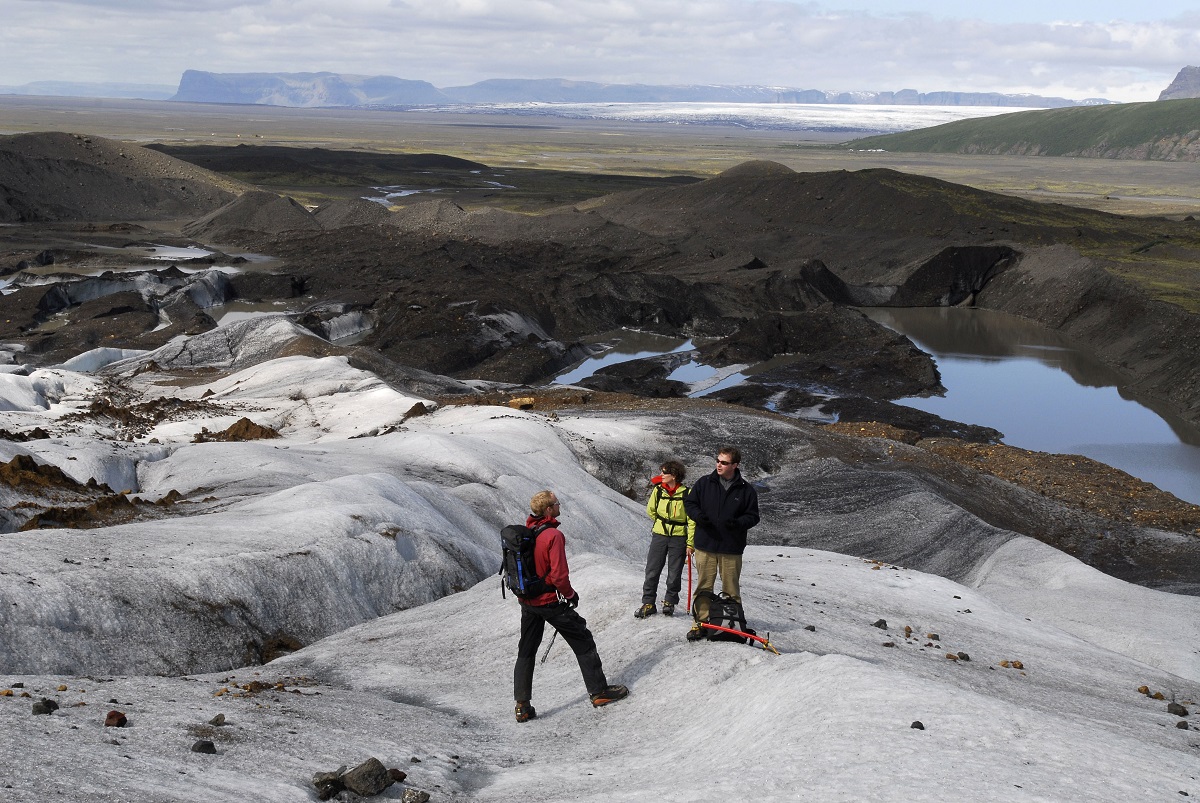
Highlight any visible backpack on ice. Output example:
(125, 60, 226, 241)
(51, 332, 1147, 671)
(499, 523, 551, 599)
(692, 590, 756, 643)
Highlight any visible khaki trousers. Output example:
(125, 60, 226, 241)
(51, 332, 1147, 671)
(692, 548, 742, 622)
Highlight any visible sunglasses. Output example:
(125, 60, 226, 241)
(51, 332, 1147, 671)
(716, 459, 735, 466)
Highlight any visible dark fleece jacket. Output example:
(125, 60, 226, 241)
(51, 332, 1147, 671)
(683, 469, 760, 555)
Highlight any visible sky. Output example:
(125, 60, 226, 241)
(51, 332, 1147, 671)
(1, 316, 1199, 800)
(1, 0, 1198, 102)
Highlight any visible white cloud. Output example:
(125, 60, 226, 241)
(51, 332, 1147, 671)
(0, 0, 1196, 100)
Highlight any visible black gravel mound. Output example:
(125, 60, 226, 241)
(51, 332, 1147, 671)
(0, 132, 246, 223)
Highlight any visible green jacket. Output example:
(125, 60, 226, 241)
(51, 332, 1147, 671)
(646, 481, 696, 548)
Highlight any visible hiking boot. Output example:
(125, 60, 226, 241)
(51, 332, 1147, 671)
(661, 601, 675, 616)
(590, 685, 629, 708)
(515, 701, 537, 723)
(686, 624, 706, 642)
(633, 603, 657, 619)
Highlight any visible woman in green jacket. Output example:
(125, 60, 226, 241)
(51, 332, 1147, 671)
(635, 460, 696, 618)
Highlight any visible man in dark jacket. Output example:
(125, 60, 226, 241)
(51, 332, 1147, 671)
(513, 490, 628, 722)
(682, 446, 760, 641)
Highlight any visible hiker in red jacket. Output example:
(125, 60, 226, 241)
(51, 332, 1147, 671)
(513, 490, 628, 723)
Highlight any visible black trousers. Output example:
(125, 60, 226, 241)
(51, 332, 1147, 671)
(514, 600, 608, 702)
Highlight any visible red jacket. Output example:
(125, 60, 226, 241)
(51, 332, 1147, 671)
(523, 513, 575, 606)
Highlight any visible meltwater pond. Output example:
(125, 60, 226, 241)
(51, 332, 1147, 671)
(863, 307, 1200, 505)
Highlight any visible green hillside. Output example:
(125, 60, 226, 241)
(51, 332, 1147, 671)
(844, 98, 1200, 160)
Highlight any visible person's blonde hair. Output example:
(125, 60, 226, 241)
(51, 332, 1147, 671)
(530, 490, 558, 516)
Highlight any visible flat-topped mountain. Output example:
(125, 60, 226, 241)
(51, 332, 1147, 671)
(170, 70, 451, 107)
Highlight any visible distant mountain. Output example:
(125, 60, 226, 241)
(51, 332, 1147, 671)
(438, 78, 791, 103)
(841, 98, 1200, 161)
(169, 70, 451, 107)
(166, 71, 1114, 109)
(0, 80, 174, 100)
(441, 79, 1110, 108)
(1159, 66, 1200, 101)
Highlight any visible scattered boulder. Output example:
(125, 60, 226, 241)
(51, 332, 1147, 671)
(342, 757, 393, 797)
(911, 720, 925, 730)
(191, 740, 217, 754)
(312, 759, 410, 800)
(31, 698, 59, 715)
(312, 766, 347, 801)
(872, 619, 888, 629)
(1167, 702, 1189, 717)
(104, 710, 127, 727)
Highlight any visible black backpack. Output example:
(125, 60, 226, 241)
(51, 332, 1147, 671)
(692, 590, 756, 643)
(499, 523, 551, 599)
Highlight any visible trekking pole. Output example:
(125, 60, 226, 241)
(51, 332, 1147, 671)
(539, 631, 558, 664)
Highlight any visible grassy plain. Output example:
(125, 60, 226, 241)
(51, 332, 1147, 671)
(4, 95, 1200, 217)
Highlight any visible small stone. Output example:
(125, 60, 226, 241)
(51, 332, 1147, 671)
(804, 625, 816, 632)
(12, 683, 23, 689)
(1167, 702, 1189, 717)
(1153, 691, 1166, 700)
(56, 685, 68, 692)
(872, 619, 888, 629)
(1138, 685, 1151, 696)
(209, 713, 226, 726)
(1011, 660, 1024, 670)
(402, 790, 432, 803)
(312, 767, 346, 801)
(882, 641, 896, 648)
(911, 720, 925, 730)
(1177, 721, 1190, 730)
(104, 710, 127, 727)
(926, 633, 940, 641)
(945, 653, 959, 661)
(388, 769, 407, 783)
(957, 652, 970, 662)
(191, 740, 217, 754)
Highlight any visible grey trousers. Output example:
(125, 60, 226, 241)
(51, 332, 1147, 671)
(641, 533, 688, 605)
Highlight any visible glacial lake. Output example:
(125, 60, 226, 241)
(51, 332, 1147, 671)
(863, 307, 1200, 505)
(553, 313, 1200, 505)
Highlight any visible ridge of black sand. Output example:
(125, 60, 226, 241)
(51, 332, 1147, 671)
(0, 132, 247, 223)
